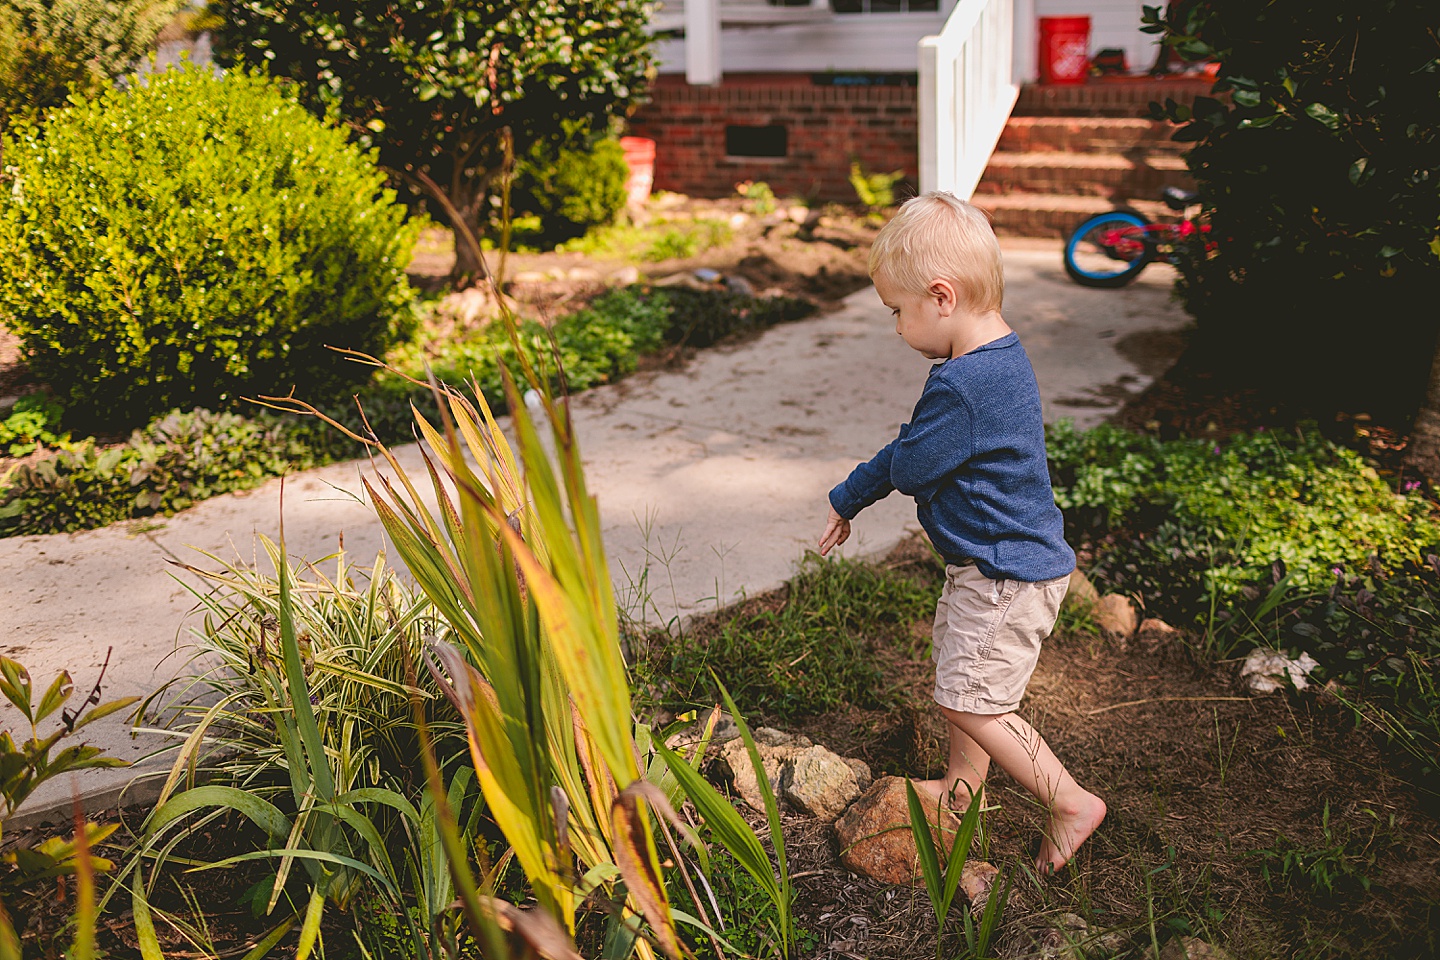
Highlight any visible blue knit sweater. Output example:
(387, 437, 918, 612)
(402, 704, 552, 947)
(828, 332, 1075, 582)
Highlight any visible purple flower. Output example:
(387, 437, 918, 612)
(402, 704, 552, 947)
(1332, 566, 1343, 576)
(1404, 480, 1421, 492)
(1212, 445, 1221, 454)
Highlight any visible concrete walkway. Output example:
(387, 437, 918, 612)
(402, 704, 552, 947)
(0, 243, 1187, 821)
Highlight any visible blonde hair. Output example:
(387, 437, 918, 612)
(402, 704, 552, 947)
(868, 192, 1004, 313)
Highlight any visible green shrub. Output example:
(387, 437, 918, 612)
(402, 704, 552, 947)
(0, 65, 418, 428)
(1048, 422, 1440, 601)
(1143, 0, 1440, 411)
(510, 126, 630, 241)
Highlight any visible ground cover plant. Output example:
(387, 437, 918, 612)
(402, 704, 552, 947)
(0, 284, 814, 537)
(1047, 420, 1440, 780)
(639, 537, 1440, 960)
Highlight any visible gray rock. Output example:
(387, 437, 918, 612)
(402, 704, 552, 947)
(781, 745, 862, 820)
(566, 266, 602, 282)
(611, 265, 641, 286)
(716, 732, 807, 811)
(843, 757, 873, 792)
(724, 274, 756, 297)
(438, 286, 496, 326)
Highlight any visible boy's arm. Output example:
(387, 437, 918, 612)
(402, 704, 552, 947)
(889, 381, 974, 501)
(828, 434, 903, 520)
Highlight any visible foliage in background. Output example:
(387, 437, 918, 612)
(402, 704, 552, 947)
(0, 394, 65, 457)
(848, 161, 905, 216)
(1047, 421, 1440, 776)
(560, 216, 734, 263)
(0, 65, 418, 428)
(1142, 0, 1440, 414)
(509, 123, 630, 243)
(0, 286, 814, 538)
(0, 0, 183, 127)
(735, 181, 777, 217)
(652, 554, 941, 721)
(210, 0, 654, 285)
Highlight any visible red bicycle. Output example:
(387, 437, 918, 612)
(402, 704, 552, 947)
(1063, 186, 1211, 288)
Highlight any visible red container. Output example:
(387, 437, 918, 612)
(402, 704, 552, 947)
(619, 136, 656, 208)
(1038, 16, 1091, 85)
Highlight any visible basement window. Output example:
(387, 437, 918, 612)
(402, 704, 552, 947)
(831, 0, 939, 11)
(725, 124, 788, 159)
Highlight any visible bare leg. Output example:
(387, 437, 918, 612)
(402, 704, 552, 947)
(942, 706, 1106, 875)
(915, 717, 991, 810)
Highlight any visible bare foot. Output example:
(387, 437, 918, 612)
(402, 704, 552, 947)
(1037, 791, 1106, 875)
(912, 777, 981, 814)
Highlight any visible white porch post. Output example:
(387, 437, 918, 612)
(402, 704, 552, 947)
(685, 0, 722, 85)
(1012, 0, 1036, 84)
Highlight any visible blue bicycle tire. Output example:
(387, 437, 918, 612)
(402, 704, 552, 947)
(1064, 210, 1151, 288)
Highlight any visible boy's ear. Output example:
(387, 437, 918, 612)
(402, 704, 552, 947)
(929, 278, 960, 317)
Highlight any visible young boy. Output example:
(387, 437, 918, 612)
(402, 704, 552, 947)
(818, 192, 1105, 875)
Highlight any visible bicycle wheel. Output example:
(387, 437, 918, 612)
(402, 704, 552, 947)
(1063, 211, 1151, 288)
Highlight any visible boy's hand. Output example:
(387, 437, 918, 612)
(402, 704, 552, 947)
(818, 506, 851, 557)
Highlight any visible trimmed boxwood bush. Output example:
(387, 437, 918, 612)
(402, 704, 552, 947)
(508, 126, 631, 242)
(0, 65, 418, 428)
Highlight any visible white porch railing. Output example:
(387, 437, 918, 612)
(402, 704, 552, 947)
(918, 0, 1023, 199)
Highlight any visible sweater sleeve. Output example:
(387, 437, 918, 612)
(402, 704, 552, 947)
(888, 379, 973, 502)
(828, 430, 904, 520)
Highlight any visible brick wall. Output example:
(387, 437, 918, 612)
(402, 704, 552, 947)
(627, 73, 918, 203)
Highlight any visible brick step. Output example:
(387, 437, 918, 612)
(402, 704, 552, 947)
(1014, 77, 1217, 118)
(973, 194, 1172, 239)
(997, 116, 1187, 155)
(976, 151, 1194, 199)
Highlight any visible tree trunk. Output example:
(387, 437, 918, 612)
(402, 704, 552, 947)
(1405, 331, 1440, 482)
(449, 204, 488, 290)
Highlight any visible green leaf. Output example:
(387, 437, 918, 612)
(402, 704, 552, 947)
(1348, 158, 1369, 185)
(1305, 102, 1341, 129)
(146, 785, 292, 842)
(33, 671, 72, 723)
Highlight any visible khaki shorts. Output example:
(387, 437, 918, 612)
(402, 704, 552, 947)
(931, 564, 1070, 715)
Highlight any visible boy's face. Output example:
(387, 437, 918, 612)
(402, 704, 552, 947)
(873, 272, 957, 360)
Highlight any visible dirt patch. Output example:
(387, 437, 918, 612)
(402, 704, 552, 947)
(686, 537, 1440, 960)
(407, 196, 877, 315)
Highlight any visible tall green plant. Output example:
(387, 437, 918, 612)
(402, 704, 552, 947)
(300, 364, 688, 956)
(904, 781, 1007, 960)
(127, 541, 452, 960)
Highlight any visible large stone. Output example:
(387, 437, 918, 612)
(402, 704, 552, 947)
(716, 730, 811, 811)
(1239, 648, 1319, 694)
(1159, 937, 1235, 960)
(1064, 569, 1101, 611)
(834, 777, 993, 887)
(781, 745, 863, 821)
(1096, 594, 1138, 642)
